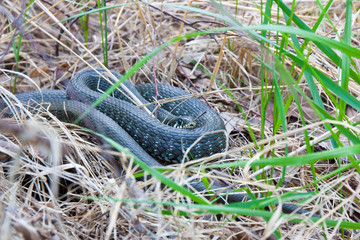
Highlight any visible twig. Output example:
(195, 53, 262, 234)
(146, 2, 218, 44)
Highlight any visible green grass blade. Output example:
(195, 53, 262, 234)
(90, 130, 209, 205)
(275, 0, 360, 83)
(207, 144, 360, 169)
(337, 1, 352, 121)
(92, 196, 360, 230)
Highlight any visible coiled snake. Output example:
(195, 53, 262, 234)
(8, 68, 226, 165)
(0, 68, 327, 227)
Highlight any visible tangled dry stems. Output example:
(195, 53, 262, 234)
(0, 0, 359, 239)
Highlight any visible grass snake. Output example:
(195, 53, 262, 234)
(0, 68, 333, 231)
(13, 68, 226, 164)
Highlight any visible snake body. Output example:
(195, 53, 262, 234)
(7, 69, 226, 164)
(0, 69, 331, 230)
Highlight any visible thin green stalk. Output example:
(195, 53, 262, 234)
(96, 0, 108, 67)
(11, 33, 22, 94)
(80, 8, 89, 48)
(338, 0, 352, 121)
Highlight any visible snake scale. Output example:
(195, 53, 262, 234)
(0, 68, 329, 228)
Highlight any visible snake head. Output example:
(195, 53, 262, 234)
(167, 116, 196, 129)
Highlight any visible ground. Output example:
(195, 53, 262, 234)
(0, 1, 360, 239)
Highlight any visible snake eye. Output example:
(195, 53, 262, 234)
(172, 119, 184, 128)
(176, 119, 183, 128)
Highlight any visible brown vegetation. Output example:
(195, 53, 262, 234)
(0, 0, 359, 239)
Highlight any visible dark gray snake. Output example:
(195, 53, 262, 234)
(0, 68, 336, 231)
(10, 68, 227, 165)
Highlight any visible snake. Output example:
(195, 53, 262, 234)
(1, 68, 341, 232)
(7, 68, 227, 165)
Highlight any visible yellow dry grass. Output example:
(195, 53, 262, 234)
(0, 0, 359, 239)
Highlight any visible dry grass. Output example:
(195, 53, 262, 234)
(0, 0, 359, 239)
